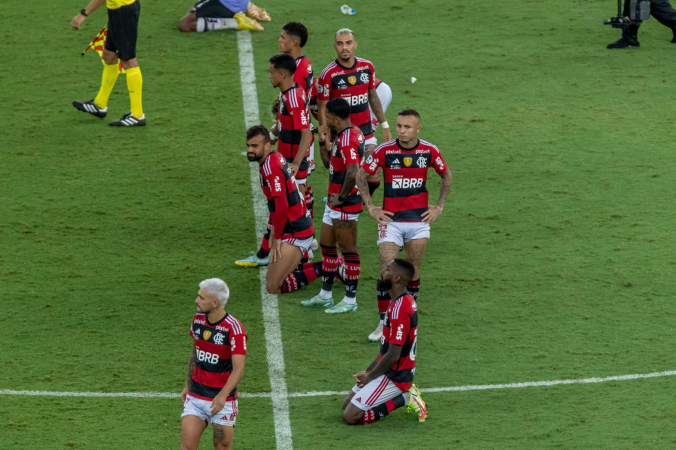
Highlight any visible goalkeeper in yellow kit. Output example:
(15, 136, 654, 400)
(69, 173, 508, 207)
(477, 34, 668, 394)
(71, 0, 145, 126)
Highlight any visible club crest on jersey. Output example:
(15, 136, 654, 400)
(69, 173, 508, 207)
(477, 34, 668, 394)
(203, 331, 212, 341)
(417, 156, 427, 168)
(403, 157, 413, 167)
(360, 73, 369, 83)
(348, 76, 357, 85)
(358, 134, 364, 143)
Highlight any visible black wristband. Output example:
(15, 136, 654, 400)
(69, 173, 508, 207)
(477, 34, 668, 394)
(80, 8, 88, 16)
(337, 195, 346, 203)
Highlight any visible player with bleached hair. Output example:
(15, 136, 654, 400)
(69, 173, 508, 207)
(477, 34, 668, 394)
(180, 278, 247, 450)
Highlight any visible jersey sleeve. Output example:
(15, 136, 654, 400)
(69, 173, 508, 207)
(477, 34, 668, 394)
(341, 133, 361, 166)
(229, 322, 248, 356)
(431, 147, 448, 175)
(388, 302, 412, 346)
(264, 157, 286, 198)
(289, 93, 310, 130)
(362, 146, 384, 175)
(368, 63, 377, 90)
(317, 71, 331, 101)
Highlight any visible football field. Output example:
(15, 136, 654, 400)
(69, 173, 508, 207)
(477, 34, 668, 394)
(3, 0, 676, 448)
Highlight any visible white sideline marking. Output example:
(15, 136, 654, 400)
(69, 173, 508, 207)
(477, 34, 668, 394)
(236, 31, 293, 450)
(3, 369, 675, 400)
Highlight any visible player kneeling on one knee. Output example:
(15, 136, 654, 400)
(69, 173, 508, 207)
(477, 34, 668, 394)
(245, 125, 316, 295)
(342, 259, 428, 425)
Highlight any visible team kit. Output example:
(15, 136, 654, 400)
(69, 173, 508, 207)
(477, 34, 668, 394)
(69, 4, 451, 447)
(189, 24, 453, 449)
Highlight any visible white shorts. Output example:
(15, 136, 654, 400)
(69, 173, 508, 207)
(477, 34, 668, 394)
(351, 375, 403, 411)
(365, 136, 378, 147)
(377, 221, 430, 247)
(181, 394, 239, 427)
(368, 82, 393, 143)
(282, 235, 314, 253)
(322, 206, 360, 226)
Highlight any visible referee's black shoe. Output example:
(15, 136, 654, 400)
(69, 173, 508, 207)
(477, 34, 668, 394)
(109, 113, 146, 127)
(607, 38, 639, 49)
(73, 99, 107, 118)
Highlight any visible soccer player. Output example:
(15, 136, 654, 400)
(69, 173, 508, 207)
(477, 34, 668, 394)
(342, 258, 427, 425)
(71, 0, 145, 126)
(316, 28, 391, 193)
(356, 109, 452, 342)
(180, 278, 247, 450)
(365, 77, 392, 196)
(246, 125, 319, 294)
(178, 0, 268, 33)
(301, 98, 364, 313)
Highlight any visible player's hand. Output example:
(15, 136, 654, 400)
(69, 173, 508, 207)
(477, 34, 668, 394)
(368, 205, 394, 225)
(382, 127, 392, 143)
(180, 386, 190, 403)
(270, 238, 283, 263)
(329, 193, 344, 207)
(71, 13, 86, 30)
(210, 392, 227, 414)
(353, 371, 369, 387)
(288, 162, 299, 175)
(318, 125, 329, 141)
(421, 205, 443, 224)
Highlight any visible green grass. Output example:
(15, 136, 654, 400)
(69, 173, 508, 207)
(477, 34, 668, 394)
(2, 0, 676, 448)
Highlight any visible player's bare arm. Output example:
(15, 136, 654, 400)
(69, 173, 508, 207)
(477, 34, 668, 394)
(71, 0, 106, 29)
(181, 344, 197, 402)
(362, 343, 404, 386)
(210, 354, 245, 414)
(356, 168, 393, 224)
(368, 89, 391, 142)
(329, 163, 358, 207)
(290, 127, 312, 174)
(317, 99, 328, 138)
(319, 132, 331, 169)
(421, 170, 452, 224)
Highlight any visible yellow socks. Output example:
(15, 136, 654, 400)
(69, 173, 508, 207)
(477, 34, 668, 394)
(125, 67, 143, 118)
(94, 63, 120, 109)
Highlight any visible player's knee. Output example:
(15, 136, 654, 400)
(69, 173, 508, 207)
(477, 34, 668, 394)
(266, 280, 281, 295)
(213, 439, 231, 450)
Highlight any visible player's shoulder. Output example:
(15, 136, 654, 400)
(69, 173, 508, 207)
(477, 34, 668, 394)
(418, 139, 441, 153)
(192, 313, 207, 324)
(390, 294, 416, 319)
(225, 313, 246, 335)
(374, 139, 397, 153)
(356, 57, 375, 69)
(262, 152, 284, 176)
(319, 61, 338, 78)
(297, 55, 312, 68)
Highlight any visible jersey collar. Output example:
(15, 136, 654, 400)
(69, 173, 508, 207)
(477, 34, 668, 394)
(396, 139, 420, 151)
(335, 58, 357, 71)
(206, 312, 228, 327)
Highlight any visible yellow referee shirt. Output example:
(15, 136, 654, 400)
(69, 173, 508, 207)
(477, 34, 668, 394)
(107, 0, 136, 9)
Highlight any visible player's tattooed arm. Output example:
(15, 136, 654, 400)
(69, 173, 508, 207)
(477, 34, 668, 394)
(329, 163, 358, 207)
(422, 170, 452, 224)
(368, 89, 391, 142)
(181, 344, 197, 402)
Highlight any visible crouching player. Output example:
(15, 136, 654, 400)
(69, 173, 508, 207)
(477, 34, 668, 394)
(342, 259, 427, 425)
(181, 278, 247, 450)
(246, 125, 321, 294)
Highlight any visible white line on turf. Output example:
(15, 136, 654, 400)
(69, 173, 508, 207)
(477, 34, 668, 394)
(236, 31, 293, 450)
(3, 369, 675, 399)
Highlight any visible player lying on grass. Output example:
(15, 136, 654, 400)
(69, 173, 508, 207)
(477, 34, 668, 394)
(178, 0, 269, 32)
(181, 278, 247, 450)
(245, 125, 324, 294)
(356, 109, 452, 342)
(342, 258, 427, 424)
(301, 98, 364, 314)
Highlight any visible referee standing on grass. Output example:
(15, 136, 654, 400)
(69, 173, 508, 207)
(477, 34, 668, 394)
(71, 0, 146, 126)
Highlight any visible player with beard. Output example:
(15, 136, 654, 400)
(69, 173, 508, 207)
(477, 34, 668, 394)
(342, 258, 427, 425)
(356, 109, 451, 342)
(317, 29, 391, 196)
(245, 125, 320, 294)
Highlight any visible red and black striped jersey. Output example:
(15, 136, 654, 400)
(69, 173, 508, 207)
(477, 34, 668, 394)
(362, 139, 448, 222)
(328, 125, 365, 214)
(189, 312, 247, 401)
(379, 294, 418, 391)
(260, 151, 314, 239)
(277, 86, 310, 162)
(294, 55, 313, 100)
(317, 58, 377, 140)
